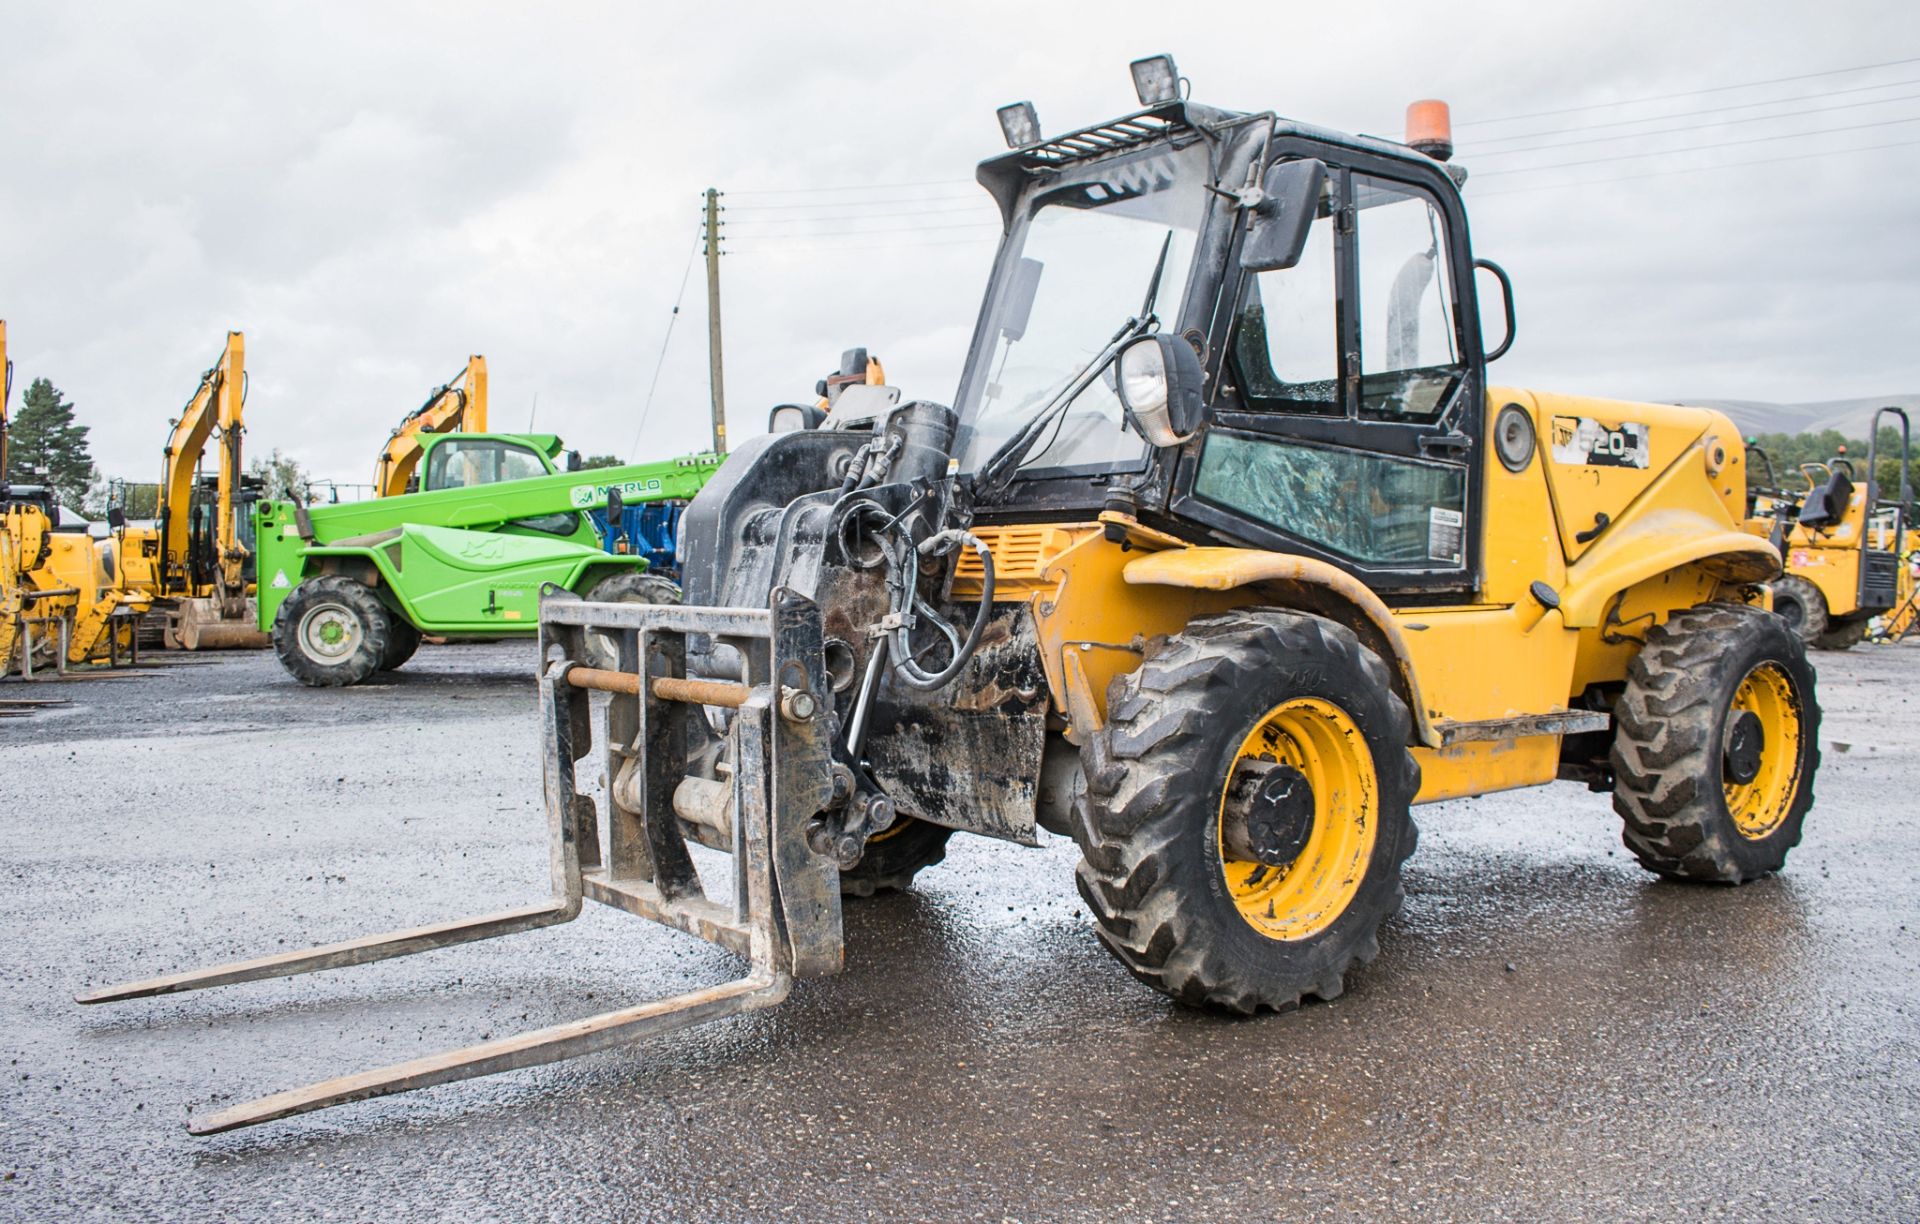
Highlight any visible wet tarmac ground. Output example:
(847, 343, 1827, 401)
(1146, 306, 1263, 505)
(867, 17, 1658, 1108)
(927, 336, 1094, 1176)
(2, 640, 1917, 1221)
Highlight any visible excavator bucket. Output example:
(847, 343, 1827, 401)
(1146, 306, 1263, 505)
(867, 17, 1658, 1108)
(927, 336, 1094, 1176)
(79, 587, 843, 1134)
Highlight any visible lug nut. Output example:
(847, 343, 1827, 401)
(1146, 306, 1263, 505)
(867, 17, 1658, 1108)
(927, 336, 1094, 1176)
(834, 834, 864, 869)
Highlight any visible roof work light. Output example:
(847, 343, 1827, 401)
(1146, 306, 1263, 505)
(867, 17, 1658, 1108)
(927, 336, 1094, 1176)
(1129, 54, 1180, 106)
(997, 102, 1040, 148)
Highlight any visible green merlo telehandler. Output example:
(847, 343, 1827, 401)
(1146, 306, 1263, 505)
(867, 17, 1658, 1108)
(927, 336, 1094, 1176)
(255, 430, 720, 685)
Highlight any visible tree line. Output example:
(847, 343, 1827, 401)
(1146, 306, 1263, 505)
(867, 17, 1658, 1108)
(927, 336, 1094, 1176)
(1746, 427, 1919, 500)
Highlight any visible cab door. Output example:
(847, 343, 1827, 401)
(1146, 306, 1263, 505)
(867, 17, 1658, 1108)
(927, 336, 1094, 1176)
(1174, 143, 1488, 596)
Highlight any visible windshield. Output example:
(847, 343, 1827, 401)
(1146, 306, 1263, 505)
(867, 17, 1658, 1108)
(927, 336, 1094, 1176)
(424, 439, 548, 492)
(955, 142, 1212, 476)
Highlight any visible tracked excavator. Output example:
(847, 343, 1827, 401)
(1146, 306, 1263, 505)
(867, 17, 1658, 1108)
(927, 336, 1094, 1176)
(88, 61, 1822, 1134)
(113, 331, 268, 650)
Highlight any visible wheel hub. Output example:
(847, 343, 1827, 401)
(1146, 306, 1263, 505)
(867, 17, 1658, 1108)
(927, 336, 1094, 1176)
(299, 605, 360, 661)
(1222, 759, 1316, 868)
(1723, 709, 1765, 786)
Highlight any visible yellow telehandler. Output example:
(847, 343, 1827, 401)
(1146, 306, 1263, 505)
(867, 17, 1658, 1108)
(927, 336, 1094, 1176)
(87, 62, 1820, 1134)
(112, 331, 268, 650)
(372, 355, 488, 497)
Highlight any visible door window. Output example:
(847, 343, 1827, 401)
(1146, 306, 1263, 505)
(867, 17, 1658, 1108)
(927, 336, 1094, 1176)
(1230, 179, 1339, 413)
(1195, 432, 1467, 565)
(1353, 175, 1461, 419)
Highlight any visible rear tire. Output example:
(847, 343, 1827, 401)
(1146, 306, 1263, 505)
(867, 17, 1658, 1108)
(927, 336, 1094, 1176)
(582, 571, 681, 671)
(1813, 619, 1865, 652)
(1071, 611, 1420, 1015)
(1611, 603, 1819, 883)
(272, 576, 393, 688)
(379, 616, 422, 671)
(1768, 575, 1826, 645)
(840, 818, 955, 897)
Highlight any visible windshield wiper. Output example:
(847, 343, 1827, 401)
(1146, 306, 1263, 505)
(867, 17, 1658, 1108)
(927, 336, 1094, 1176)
(973, 231, 1174, 504)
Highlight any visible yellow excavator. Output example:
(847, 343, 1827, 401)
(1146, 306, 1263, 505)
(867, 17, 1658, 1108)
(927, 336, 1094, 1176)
(114, 331, 268, 650)
(1, 320, 149, 675)
(372, 356, 488, 497)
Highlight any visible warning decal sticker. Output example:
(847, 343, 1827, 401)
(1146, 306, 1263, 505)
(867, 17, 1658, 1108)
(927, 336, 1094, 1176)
(1428, 506, 1464, 564)
(1549, 417, 1650, 469)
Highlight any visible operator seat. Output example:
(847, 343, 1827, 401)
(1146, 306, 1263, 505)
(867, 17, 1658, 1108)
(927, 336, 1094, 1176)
(1799, 469, 1854, 530)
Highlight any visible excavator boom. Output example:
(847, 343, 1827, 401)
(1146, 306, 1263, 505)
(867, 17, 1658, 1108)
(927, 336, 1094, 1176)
(154, 331, 246, 599)
(373, 356, 488, 497)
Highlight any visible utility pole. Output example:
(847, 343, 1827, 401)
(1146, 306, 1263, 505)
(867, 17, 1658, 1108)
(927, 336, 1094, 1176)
(702, 187, 727, 455)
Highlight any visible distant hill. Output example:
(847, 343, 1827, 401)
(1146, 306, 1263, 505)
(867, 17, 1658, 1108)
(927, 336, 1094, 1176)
(1681, 394, 1920, 440)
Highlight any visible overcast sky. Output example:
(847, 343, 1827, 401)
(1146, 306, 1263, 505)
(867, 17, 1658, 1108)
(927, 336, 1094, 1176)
(4, 2, 1917, 489)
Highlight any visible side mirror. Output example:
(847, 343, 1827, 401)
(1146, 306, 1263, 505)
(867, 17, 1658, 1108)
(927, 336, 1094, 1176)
(768, 403, 827, 433)
(1240, 159, 1327, 273)
(606, 487, 625, 520)
(566, 450, 583, 472)
(106, 506, 126, 529)
(1114, 333, 1207, 447)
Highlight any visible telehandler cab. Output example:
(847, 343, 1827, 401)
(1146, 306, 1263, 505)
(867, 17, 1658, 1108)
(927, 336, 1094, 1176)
(86, 60, 1820, 1134)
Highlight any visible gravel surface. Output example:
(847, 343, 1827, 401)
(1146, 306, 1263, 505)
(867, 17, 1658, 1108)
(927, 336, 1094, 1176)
(2, 639, 1916, 1221)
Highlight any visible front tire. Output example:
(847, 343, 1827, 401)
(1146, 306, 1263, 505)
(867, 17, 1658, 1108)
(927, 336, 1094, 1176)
(581, 571, 681, 671)
(1072, 611, 1420, 1015)
(272, 576, 394, 688)
(1768, 575, 1827, 645)
(1611, 603, 1819, 883)
(839, 819, 954, 897)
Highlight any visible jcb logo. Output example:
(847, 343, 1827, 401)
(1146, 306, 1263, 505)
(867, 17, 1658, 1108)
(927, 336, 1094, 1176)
(1549, 416, 1650, 470)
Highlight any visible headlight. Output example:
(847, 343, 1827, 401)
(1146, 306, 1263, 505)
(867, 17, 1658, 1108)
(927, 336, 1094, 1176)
(768, 403, 824, 433)
(1115, 334, 1203, 447)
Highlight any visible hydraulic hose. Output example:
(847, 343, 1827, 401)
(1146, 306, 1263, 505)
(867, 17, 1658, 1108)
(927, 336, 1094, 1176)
(888, 528, 994, 691)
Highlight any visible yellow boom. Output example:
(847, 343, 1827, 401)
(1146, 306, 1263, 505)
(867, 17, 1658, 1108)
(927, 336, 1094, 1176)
(373, 356, 488, 497)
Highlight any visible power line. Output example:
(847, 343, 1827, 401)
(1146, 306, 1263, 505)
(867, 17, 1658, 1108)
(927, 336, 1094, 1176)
(1471, 93, 1920, 160)
(1456, 54, 1920, 127)
(727, 203, 996, 225)
(1475, 114, 1920, 177)
(626, 228, 702, 458)
(727, 177, 973, 198)
(726, 219, 1001, 240)
(1468, 80, 1920, 151)
(1471, 136, 1920, 199)
(728, 235, 1000, 255)
(721, 192, 980, 214)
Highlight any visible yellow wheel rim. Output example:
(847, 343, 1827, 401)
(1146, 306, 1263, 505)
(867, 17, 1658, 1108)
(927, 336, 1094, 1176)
(1217, 698, 1378, 941)
(1723, 661, 1804, 840)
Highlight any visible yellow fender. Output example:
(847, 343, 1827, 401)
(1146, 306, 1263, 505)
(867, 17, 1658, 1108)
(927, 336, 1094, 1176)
(1121, 547, 1441, 748)
(1560, 439, 1780, 627)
